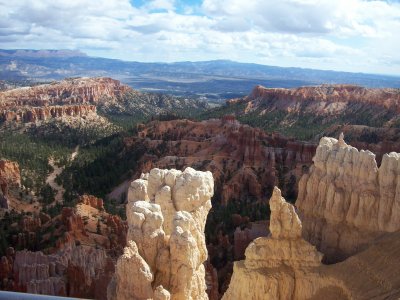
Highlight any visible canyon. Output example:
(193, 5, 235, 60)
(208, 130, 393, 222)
(0, 77, 208, 125)
(208, 84, 400, 148)
(119, 117, 316, 206)
(0, 194, 127, 299)
(1, 77, 400, 299)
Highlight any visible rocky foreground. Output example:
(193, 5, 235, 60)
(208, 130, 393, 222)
(0, 194, 126, 299)
(3, 136, 400, 299)
(108, 167, 214, 300)
(224, 136, 400, 299)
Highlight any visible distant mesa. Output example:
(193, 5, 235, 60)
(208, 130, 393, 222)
(0, 77, 128, 123)
(244, 84, 400, 112)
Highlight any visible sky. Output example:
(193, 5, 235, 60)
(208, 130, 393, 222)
(1, 0, 400, 75)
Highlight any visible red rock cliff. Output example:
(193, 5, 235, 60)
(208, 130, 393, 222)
(1, 105, 97, 123)
(0, 77, 130, 123)
(245, 84, 400, 112)
(0, 160, 21, 209)
(0, 77, 130, 107)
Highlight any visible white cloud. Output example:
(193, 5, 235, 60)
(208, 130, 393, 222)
(144, 0, 176, 11)
(0, 0, 399, 74)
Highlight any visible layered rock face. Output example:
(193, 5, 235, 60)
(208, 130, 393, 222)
(13, 245, 109, 297)
(0, 159, 21, 209)
(225, 84, 400, 150)
(121, 118, 316, 206)
(0, 77, 128, 107)
(1, 197, 127, 299)
(297, 134, 400, 262)
(0, 77, 127, 124)
(243, 84, 400, 113)
(78, 194, 104, 210)
(223, 187, 323, 299)
(1, 104, 97, 123)
(224, 186, 400, 299)
(108, 167, 214, 300)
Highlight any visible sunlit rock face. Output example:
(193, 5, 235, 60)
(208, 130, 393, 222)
(0, 77, 127, 123)
(223, 185, 400, 299)
(297, 134, 400, 262)
(0, 159, 21, 209)
(108, 167, 214, 300)
(222, 187, 324, 300)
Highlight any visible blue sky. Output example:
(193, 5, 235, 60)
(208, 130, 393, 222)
(1, 0, 400, 75)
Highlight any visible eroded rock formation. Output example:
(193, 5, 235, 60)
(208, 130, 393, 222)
(297, 134, 400, 262)
(0, 77, 129, 107)
(223, 187, 323, 299)
(1, 196, 127, 299)
(78, 194, 104, 211)
(108, 167, 214, 300)
(13, 245, 109, 297)
(1, 105, 97, 123)
(241, 84, 400, 113)
(0, 77, 126, 124)
(121, 118, 316, 206)
(0, 159, 21, 209)
(223, 185, 400, 299)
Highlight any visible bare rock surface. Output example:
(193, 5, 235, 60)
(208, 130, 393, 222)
(109, 167, 214, 300)
(12, 244, 108, 297)
(224, 137, 400, 299)
(223, 187, 323, 299)
(297, 134, 400, 261)
(0, 159, 21, 209)
(223, 186, 400, 299)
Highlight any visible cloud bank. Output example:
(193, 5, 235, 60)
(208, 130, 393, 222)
(0, 0, 399, 74)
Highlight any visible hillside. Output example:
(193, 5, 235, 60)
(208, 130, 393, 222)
(0, 77, 208, 204)
(200, 84, 400, 146)
(0, 77, 208, 122)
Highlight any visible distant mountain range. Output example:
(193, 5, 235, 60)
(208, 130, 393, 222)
(1, 49, 399, 101)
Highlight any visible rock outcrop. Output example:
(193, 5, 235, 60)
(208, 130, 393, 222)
(1, 105, 97, 123)
(321, 124, 400, 164)
(78, 194, 104, 211)
(0, 159, 21, 209)
(297, 134, 400, 262)
(223, 187, 323, 299)
(12, 245, 109, 297)
(225, 84, 400, 151)
(223, 185, 400, 299)
(120, 118, 316, 206)
(0, 77, 129, 107)
(108, 167, 214, 300)
(0, 77, 208, 124)
(243, 84, 400, 113)
(1, 196, 127, 299)
(0, 77, 125, 124)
